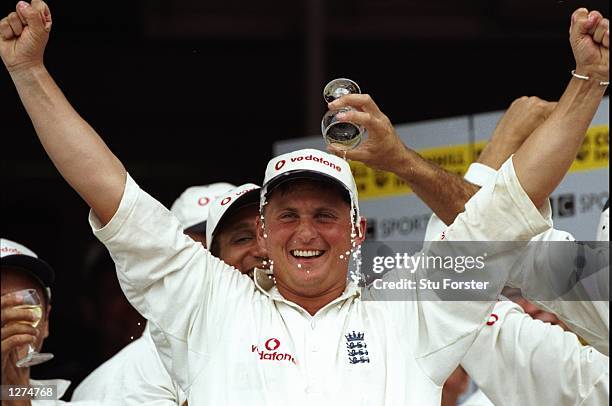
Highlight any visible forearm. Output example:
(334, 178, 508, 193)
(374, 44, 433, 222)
(514, 78, 607, 208)
(10, 65, 126, 225)
(389, 145, 479, 225)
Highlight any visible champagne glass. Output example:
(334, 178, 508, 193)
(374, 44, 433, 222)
(321, 78, 366, 151)
(14, 289, 54, 367)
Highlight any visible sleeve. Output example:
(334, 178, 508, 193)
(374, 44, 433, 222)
(531, 299, 609, 356)
(120, 328, 186, 405)
(461, 300, 609, 406)
(89, 173, 258, 391)
(423, 162, 497, 242)
(442, 156, 552, 242)
(368, 156, 553, 385)
(70, 331, 184, 405)
(506, 229, 609, 355)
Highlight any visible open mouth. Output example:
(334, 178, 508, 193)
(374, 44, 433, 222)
(290, 249, 325, 259)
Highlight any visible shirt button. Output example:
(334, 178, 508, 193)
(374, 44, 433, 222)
(311, 343, 319, 352)
(310, 320, 316, 329)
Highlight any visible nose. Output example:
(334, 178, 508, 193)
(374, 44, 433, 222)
(295, 218, 318, 243)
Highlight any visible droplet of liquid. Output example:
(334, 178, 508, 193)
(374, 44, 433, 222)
(264, 234, 268, 238)
(340, 255, 344, 259)
(297, 263, 302, 269)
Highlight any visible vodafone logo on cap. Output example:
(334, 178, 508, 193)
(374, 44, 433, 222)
(289, 154, 341, 172)
(198, 197, 210, 206)
(1, 247, 22, 255)
(275, 160, 286, 171)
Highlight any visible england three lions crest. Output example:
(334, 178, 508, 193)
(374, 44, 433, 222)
(345, 330, 370, 364)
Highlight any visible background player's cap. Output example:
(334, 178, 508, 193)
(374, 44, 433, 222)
(261, 148, 360, 221)
(1, 238, 55, 301)
(206, 183, 261, 247)
(171, 183, 235, 233)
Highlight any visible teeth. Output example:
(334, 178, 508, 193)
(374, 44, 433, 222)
(292, 250, 322, 258)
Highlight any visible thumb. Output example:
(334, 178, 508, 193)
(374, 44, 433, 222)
(15, 1, 45, 33)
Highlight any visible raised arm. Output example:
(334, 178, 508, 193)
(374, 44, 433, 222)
(327, 92, 555, 225)
(0, 0, 125, 225)
(513, 8, 609, 208)
(329, 8, 607, 212)
(477, 96, 556, 171)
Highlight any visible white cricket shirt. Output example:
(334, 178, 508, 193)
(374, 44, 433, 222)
(427, 162, 610, 356)
(462, 300, 609, 406)
(90, 158, 551, 405)
(71, 324, 185, 405)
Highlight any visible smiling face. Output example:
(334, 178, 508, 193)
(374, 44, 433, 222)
(258, 179, 365, 303)
(213, 204, 268, 277)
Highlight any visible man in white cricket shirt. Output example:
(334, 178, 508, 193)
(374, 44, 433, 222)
(417, 95, 609, 405)
(71, 183, 234, 404)
(1, 2, 608, 404)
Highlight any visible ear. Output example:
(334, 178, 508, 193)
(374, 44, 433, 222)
(255, 215, 267, 251)
(353, 216, 367, 246)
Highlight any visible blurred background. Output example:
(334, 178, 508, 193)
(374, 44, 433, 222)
(1, 0, 609, 395)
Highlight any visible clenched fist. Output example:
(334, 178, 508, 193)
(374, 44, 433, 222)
(0, 0, 52, 73)
(569, 8, 609, 83)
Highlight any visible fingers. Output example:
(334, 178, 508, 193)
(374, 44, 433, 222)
(336, 108, 392, 138)
(1, 334, 36, 355)
(15, 1, 44, 34)
(593, 17, 609, 47)
(328, 94, 384, 117)
(1, 307, 38, 326)
(570, 8, 591, 36)
(0, 17, 16, 40)
(7, 12, 24, 36)
(586, 11, 603, 36)
(1, 322, 38, 341)
(0, 293, 23, 310)
(30, 0, 52, 32)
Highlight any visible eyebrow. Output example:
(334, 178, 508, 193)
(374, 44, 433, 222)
(275, 206, 341, 215)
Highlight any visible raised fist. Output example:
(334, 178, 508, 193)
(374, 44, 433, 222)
(569, 8, 609, 83)
(0, 0, 52, 72)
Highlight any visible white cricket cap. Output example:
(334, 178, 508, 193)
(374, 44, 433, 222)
(1, 238, 54, 301)
(206, 183, 261, 248)
(261, 149, 360, 221)
(170, 183, 235, 233)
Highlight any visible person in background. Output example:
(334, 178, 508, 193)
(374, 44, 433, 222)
(1, 238, 100, 405)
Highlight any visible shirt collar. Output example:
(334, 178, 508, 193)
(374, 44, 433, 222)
(254, 268, 361, 304)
